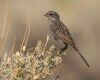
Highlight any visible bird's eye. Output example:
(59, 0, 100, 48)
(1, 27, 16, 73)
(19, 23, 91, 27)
(50, 13, 53, 16)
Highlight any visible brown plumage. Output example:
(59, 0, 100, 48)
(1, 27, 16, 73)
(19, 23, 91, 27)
(45, 11, 90, 67)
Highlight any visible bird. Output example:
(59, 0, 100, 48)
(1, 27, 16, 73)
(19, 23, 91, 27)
(44, 10, 90, 67)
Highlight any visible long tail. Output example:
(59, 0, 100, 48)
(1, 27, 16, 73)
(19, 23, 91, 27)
(72, 45, 90, 67)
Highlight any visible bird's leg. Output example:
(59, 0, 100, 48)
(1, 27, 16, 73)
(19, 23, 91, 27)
(59, 44, 68, 54)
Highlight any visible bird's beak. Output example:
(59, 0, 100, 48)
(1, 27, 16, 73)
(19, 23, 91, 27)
(44, 13, 48, 17)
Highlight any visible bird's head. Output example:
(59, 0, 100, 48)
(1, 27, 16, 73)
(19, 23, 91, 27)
(44, 11, 60, 21)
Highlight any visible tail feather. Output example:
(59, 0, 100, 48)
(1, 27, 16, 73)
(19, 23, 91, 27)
(73, 46, 90, 67)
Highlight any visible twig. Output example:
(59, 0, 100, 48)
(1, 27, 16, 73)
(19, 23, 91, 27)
(20, 18, 29, 53)
(24, 17, 31, 47)
(9, 37, 16, 80)
(42, 35, 49, 53)
(1, 3, 8, 40)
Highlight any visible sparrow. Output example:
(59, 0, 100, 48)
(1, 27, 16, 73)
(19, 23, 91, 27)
(44, 11, 90, 67)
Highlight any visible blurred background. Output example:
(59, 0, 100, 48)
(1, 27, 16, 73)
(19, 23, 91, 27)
(0, 0, 100, 80)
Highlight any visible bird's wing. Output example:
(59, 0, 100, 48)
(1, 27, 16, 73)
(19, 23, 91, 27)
(56, 22, 75, 46)
(56, 22, 90, 67)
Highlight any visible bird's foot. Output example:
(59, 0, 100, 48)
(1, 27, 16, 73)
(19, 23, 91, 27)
(57, 48, 64, 57)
